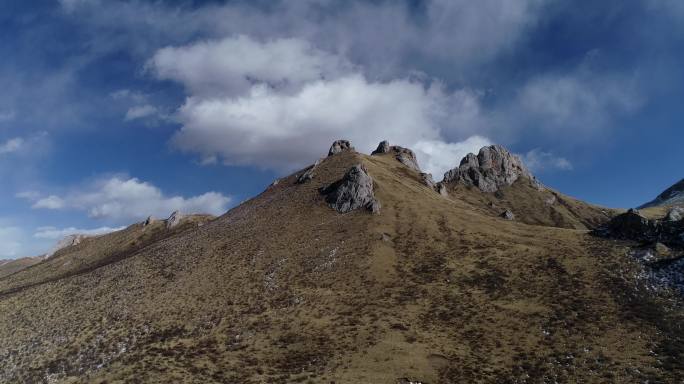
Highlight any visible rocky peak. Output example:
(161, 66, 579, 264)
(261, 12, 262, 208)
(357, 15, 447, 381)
(443, 145, 540, 193)
(328, 140, 355, 156)
(371, 140, 421, 172)
(320, 164, 380, 214)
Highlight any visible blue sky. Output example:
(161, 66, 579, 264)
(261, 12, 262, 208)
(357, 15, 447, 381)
(1, 0, 683, 258)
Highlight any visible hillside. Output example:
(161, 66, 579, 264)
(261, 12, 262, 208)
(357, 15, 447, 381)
(0, 257, 42, 279)
(0, 144, 682, 383)
(641, 178, 684, 208)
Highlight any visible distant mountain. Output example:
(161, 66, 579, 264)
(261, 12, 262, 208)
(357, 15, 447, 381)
(640, 178, 684, 208)
(0, 140, 682, 383)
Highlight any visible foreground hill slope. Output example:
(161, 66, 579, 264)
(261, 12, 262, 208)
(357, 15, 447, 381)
(0, 147, 682, 383)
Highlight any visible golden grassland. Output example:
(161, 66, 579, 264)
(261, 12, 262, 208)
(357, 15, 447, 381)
(0, 151, 682, 383)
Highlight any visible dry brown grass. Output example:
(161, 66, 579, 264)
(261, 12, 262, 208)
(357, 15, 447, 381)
(0, 151, 682, 383)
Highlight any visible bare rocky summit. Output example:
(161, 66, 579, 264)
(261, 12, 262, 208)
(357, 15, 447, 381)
(328, 140, 354, 156)
(641, 178, 684, 208)
(443, 145, 540, 192)
(371, 140, 421, 172)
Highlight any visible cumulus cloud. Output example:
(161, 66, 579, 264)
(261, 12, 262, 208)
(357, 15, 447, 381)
(523, 149, 573, 172)
(33, 226, 124, 240)
(0, 138, 23, 155)
(148, 36, 490, 176)
(25, 176, 231, 222)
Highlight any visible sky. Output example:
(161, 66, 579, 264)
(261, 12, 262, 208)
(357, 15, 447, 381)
(1, 0, 683, 258)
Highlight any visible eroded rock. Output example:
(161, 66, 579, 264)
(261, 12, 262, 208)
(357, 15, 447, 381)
(443, 145, 541, 192)
(320, 164, 379, 214)
(420, 173, 436, 189)
(328, 140, 354, 156)
(371, 140, 390, 155)
(594, 208, 684, 248)
(297, 160, 320, 184)
(436, 182, 448, 197)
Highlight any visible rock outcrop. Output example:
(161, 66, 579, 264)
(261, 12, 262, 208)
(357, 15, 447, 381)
(371, 140, 421, 172)
(593, 208, 684, 248)
(443, 145, 540, 193)
(328, 140, 354, 156)
(166, 211, 183, 229)
(143, 216, 155, 227)
(420, 173, 436, 189)
(320, 164, 380, 214)
(297, 160, 320, 184)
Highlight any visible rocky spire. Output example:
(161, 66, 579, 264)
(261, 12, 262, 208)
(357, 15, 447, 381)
(443, 145, 541, 193)
(166, 210, 184, 229)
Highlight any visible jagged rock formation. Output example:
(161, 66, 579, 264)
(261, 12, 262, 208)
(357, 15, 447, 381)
(166, 210, 183, 229)
(320, 164, 379, 214)
(640, 178, 684, 208)
(500, 209, 515, 221)
(297, 160, 320, 184)
(371, 140, 421, 172)
(666, 207, 684, 222)
(594, 208, 684, 248)
(143, 216, 155, 227)
(443, 145, 540, 193)
(328, 140, 354, 156)
(436, 182, 448, 197)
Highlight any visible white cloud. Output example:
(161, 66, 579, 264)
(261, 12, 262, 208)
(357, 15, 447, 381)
(33, 226, 124, 240)
(0, 138, 23, 154)
(413, 136, 493, 179)
(32, 195, 66, 210)
(523, 149, 573, 172)
(149, 36, 489, 174)
(29, 176, 231, 222)
(148, 35, 352, 97)
(125, 105, 158, 121)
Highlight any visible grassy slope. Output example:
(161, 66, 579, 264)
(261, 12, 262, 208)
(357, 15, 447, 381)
(0, 151, 682, 383)
(0, 257, 43, 279)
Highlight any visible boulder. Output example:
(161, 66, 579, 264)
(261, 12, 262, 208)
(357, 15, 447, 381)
(666, 207, 684, 222)
(370, 140, 421, 172)
(500, 209, 515, 221)
(143, 216, 154, 227)
(328, 140, 354, 156)
(166, 210, 184, 229)
(320, 164, 379, 214)
(443, 145, 541, 192)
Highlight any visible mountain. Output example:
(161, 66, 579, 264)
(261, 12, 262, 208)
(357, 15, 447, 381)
(640, 178, 684, 208)
(0, 141, 682, 383)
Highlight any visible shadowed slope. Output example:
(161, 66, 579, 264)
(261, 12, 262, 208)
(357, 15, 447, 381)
(0, 150, 682, 383)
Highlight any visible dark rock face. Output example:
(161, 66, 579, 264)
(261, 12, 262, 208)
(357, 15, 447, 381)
(443, 145, 540, 193)
(371, 140, 421, 172)
(320, 164, 380, 214)
(594, 208, 684, 248)
(371, 140, 390, 155)
(436, 182, 448, 197)
(328, 140, 354, 156)
(500, 209, 515, 221)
